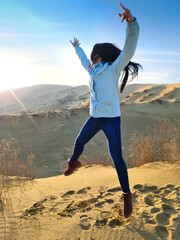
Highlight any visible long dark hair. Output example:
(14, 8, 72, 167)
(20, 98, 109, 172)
(90, 43, 142, 93)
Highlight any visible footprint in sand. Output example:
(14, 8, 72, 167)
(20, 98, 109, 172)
(77, 197, 98, 209)
(171, 215, 180, 239)
(61, 190, 76, 198)
(161, 203, 177, 214)
(141, 210, 156, 225)
(105, 198, 114, 204)
(58, 197, 98, 218)
(166, 184, 175, 188)
(155, 212, 170, 225)
(100, 211, 110, 218)
(103, 192, 114, 198)
(93, 213, 124, 229)
(159, 184, 175, 194)
(94, 200, 108, 208)
(77, 187, 91, 194)
(150, 207, 161, 214)
(155, 225, 169, 240)
(144, 194, 156, 206)
(133, 183, 159, 193)
(20, 198, 47, 218)
(94, 198, 114, 208)
(108, 218, 123, 228)
(94, 218, 108, 228)
(133, 184, 143, 190)
(106, 186, 121, 193)
(95, 186, 121, 199)
(79, 216, 92, 230)
(57, 201, 75, 218)
(164, 189, 172, 195)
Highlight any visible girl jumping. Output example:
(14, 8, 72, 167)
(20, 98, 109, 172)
(64, 2, 141, 218)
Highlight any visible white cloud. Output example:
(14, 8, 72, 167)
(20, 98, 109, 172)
(135, 58, 180, 64)
(137, 50, 180, 56)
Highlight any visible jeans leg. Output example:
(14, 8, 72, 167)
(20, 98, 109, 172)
(69, 117, 100, 162)
(101, 117, 130, 193)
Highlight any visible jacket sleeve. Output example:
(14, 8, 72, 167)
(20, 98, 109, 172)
(110, 19, 140, 75)
(75, 46, 91, 71)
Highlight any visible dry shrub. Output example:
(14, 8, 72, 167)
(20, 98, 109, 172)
(0, 138, 36, 238)
(128, 117, 180, 167)
(128, 133, 156, 167)
(164, 125, 180, 162)
(0, 138, 36, 179)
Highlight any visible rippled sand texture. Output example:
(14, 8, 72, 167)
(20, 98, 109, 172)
(1, 162, 180, 240)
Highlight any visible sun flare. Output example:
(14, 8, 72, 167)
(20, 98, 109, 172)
(0, 53, 35, 92)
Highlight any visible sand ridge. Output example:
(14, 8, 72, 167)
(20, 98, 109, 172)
(120, 83, 180, 104)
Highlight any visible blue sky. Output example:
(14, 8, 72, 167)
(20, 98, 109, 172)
(0, 0, 180, 91)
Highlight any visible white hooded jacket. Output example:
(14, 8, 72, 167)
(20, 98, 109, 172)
(75, 19, 140, 118)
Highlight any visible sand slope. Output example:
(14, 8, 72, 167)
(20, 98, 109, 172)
(0, 84, 180, 178)
(1, 161, 180, 240)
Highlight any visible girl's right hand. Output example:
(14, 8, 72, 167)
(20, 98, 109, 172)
(70, 37, 81, 47)
(118, 2, 135, 22)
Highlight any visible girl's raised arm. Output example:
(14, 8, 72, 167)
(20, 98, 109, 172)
(111, 3, 140, 75)
(70, 37, 90, 71)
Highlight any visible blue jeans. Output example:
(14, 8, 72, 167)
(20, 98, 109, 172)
(69, 116, 130, 193)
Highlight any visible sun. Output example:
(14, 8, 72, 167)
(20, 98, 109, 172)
(0, 53, 35, 92)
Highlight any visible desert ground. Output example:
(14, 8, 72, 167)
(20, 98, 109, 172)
(0, 83, 180, 239)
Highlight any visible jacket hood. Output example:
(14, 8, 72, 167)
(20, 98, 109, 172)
(90, 62, 109, 75)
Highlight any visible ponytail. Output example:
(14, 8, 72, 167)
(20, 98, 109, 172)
(120, 61, 143, 93)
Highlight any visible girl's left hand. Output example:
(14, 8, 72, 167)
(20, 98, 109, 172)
(70, 37, 81, 47)
(118, 2, 135, 22)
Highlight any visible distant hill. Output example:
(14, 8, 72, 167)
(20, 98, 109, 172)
(0, 84, 89, 115)
(0, 83, 179, 115)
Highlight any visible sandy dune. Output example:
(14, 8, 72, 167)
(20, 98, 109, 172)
(0, 84, 88, 115)
(0, 83, 180, 178)
(1, 161, 180, 240)
(1, 83, 180, 115)
(120, 83, 180, 104)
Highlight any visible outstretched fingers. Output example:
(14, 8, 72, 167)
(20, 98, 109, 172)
(70, 37, 81, 47)
(118, 2, 133, 22)
(118, 13, 125, 22)
(119, 2, 126, 11)
(118, 2, 127, 22)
